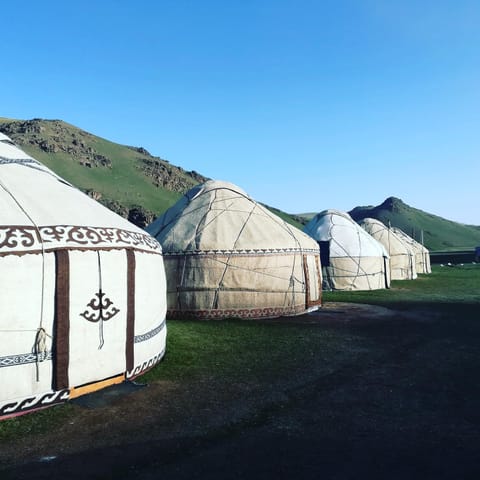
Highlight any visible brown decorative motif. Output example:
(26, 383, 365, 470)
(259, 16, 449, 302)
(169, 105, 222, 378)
(80, 290, 120, 349)
(0, 226, 40, 249)
(166, 305, 309, 320)
(0, 225, 161, 255)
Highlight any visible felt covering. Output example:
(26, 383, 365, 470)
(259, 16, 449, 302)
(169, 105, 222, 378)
(359, 218, 417, 280)
(392, 227, 432, 274)
(147, 180, 322, 319)
(304, 210, 391, 291)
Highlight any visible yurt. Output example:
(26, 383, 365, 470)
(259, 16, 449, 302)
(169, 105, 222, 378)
(146, 180, 322, 319)
(392, 227, 431, 274)
(359, 218, 417, 280)
(0, 133, 167, 419)
(304, 210, 390, 291)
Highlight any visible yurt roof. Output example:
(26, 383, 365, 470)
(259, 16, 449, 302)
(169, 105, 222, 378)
(147, 180, 319, 253)
(359, 218, 414, 254)
(304, 209, 388, 258)
(0, 134, 160, 256)
(392, 227, 429, 253)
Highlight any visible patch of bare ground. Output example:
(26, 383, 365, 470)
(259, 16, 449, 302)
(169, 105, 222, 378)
(1, 302, 479, 479)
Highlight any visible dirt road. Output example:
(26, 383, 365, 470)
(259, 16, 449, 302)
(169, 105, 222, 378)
(2, 303, 479, 479)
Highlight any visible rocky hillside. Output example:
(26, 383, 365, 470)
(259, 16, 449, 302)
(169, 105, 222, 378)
(0, 118, 208, 227)
(349, 197, 480, 251)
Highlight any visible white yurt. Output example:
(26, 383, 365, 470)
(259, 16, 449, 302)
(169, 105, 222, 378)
(0, 133, 167, 419)
(146, 180, 322, 319)
(359, 218, 417, 281)
(392, 227, 432, 274)
(304, 210, 390, 291)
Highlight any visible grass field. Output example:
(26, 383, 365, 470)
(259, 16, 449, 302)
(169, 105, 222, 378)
(1, 264, 479, 479)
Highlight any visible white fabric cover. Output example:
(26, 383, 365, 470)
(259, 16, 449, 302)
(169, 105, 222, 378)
(359, 218, 417, 280)
(0, 133, 167, 419)
(147, 180, 322, 319)
(304, 210, 390, 291)
(392, 227, 432, 274)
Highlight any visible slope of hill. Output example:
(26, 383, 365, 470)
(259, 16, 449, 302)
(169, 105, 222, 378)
(348, 197, 480, 251)
(0, 117, 303, 230)
(0, 118, 208, 227)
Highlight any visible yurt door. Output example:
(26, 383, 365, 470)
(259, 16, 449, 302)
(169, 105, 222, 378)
(55, 250, 130, 390)
(303, 254, 322, 308)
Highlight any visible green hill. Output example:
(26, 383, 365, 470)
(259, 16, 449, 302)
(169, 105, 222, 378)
(0, 118, 302, 229)
(348, 197, 480, 251)
(0, 117, 208, 226)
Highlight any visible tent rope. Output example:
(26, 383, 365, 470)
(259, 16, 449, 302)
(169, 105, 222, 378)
(212, 199, 257, 309)
(34, 327, 52, 382)
(0, 179, 48, 382)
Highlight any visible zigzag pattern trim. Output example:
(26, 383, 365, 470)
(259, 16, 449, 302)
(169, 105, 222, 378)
(0, 156, 41, 166)
(0, 389, 70, 417)
(134, 320, 166, 344)
(0, 351, 52, 368)
(126, 348, 166, 379)
(0, 225, 162, 255)
(167, 305, 307, 320)
(163, 247, 320, 257)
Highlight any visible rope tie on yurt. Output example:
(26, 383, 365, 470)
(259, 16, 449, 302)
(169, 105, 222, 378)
(212, 201, 256, 309)
(34, 327, 52, 382)
(0, 179, 48, 382)
(97, 251, 105, 350)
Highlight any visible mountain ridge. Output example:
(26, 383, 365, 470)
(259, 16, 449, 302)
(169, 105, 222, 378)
(348, 196, 480, 250)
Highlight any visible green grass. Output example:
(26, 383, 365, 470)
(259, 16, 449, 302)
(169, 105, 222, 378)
(22, 135, 183, 216)
(1, 264, 478, 442)
(323, 264, 480, 307)
(139, 321, 345, 384)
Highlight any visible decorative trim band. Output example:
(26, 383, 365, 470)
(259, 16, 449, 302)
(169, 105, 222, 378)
(163, 248, 320, 257)
(0, 225, 162, 255)
(126, 348, 166, 379)
(0, 389, 70, 418)
(166, 305, 308, 320)
(0, 156, 41, 166)
(0, 351, 52, 368)
(134, 320, 166, 344)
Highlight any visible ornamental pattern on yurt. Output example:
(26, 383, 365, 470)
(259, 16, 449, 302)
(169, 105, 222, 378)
(0, 225, 161, 256)
(303, 209, 391, 291)
(80, 289, 121, 349)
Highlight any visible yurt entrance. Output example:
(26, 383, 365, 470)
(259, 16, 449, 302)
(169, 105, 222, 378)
(303, 254, 322, 308)
(54, 249, 134, 397)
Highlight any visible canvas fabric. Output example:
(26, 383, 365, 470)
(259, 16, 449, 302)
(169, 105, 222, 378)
(323, 255, 390, 291)
(147, 180, 322, 319)
(0, 134, 167, 419)
(304, 210, 390, 291)
(359, 218, 417, 280)
(392, 228, 431, 274)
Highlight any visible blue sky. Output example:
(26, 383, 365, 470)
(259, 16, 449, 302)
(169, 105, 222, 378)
(2, 0, 479, 224)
